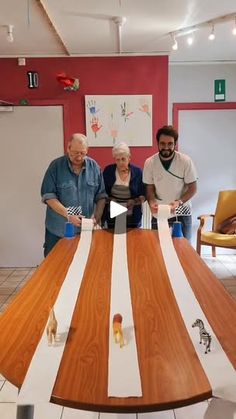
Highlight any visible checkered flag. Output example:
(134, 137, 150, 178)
(66, 206, 82, 216)
(175, 203, 191, 216)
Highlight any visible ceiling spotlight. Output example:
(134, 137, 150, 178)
(208, 25, 215, 41)
(187, 35, 194, 45)
(6, 24, 14, 42)
(171, 35, 178, 50)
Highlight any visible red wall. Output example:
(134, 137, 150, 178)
(0, 56, 168, 168)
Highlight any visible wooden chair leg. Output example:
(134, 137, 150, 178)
(212, 246, 216, 257)
(196, 235, 201, 255)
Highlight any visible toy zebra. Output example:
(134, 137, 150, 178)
(192, 319, 212, 354)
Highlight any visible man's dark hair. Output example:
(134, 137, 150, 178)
(156, 125, 179, 144)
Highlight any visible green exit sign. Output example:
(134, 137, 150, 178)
(214, 79, 226, 102)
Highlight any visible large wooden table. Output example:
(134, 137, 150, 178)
(0, 229, 236, 413)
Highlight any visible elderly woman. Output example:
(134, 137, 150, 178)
(102, 142, 145, 228)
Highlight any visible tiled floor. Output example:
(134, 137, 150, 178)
(203, 254, 236, 300)
(0, 255, 235, 418)
(0, 267, 36, 314)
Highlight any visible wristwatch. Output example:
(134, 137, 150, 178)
(178, 200, 184, 206)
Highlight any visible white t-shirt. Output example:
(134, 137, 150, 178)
(143, 151, 197, 213)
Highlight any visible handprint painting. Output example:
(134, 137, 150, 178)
(85, 95, 152, 147)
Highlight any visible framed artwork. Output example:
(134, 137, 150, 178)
(85, 95, 152, 147)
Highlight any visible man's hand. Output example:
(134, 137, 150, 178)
(169, 200, 180, 214)
(68, 214, 84, 227)
(91, 215, 97, 226)
(149, 200, 158, 214)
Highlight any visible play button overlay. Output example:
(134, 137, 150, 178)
(110, 201, 128, 218)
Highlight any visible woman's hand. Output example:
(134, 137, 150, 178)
(127, 196, 145, 208)
(127, 199, 135, 210)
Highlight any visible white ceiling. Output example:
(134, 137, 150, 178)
(0, 0, 236, 63)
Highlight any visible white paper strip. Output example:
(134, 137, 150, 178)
(108, 214, 142, 397)
(157, 205, 236, 403)
(17, 218, 94, 405)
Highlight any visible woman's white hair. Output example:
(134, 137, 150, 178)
(69, 133, 88, 148)
(112, 142, 130, 158)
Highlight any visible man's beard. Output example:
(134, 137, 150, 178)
(159, 149, 175, 159)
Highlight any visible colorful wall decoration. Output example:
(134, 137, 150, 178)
(85, 95, 152, 147)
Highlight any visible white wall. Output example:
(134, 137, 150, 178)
(169, 63, 236, 254)
(169, 63, 236, 119)
(0, 106, 64, 267)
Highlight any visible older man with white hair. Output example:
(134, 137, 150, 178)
(41, 133, 107, 256)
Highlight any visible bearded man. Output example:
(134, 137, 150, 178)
(143, 125, 197, 240)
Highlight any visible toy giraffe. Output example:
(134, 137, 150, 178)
(46, 308, 58, 346)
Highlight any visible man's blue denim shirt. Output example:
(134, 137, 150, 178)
(41, 155, 107, 237)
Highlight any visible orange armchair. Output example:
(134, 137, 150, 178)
(196, 190, 236, 256)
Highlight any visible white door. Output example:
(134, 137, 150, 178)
(178, 109, 236, 254)
(0, 106, 64, 266)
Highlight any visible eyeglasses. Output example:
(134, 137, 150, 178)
(69, 150, 87, 157)
(159, 142, 175, 148)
